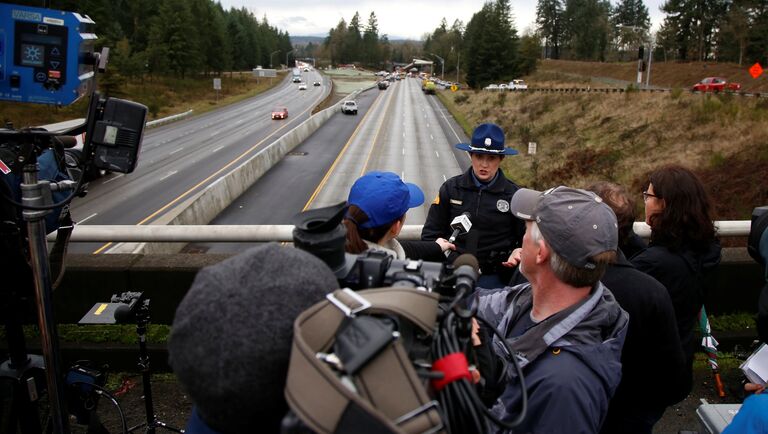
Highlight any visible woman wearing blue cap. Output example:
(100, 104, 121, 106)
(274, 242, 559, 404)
(344, 171, 455, 260)
(422, 123, 525, 288)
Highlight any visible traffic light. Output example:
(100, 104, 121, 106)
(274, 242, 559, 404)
(638, 46, 645, 60)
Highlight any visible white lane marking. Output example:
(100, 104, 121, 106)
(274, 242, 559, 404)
(426, 123, 429, 128)
(430, 134, 434, 140)
(402, 147, 405, 155)
(402, 132, 406, 138)
(160, 170, 178, 181)
(443, 174, 447, 182)
(78, 213, 98, 224)
(211, 146, 224, 153)
(102, 173, 125, 184)
(209, 130, 222, 138)
(169, 147, 184, 155)
(235, 119, 244, 125)
(435, 151, 440, 158)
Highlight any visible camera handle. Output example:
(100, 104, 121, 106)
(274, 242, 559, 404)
(20, 149, 72, 434)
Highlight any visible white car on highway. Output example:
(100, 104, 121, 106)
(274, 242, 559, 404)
(341, 100, 358, 115)
(484, 84, 500, 91)
(298, 82, 307, 90)
(509, 79, 528, 90)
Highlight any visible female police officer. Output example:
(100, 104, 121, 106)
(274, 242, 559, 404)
(421, 123, 525, 288)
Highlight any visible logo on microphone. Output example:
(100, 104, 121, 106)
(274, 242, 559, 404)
(496, 199, 510, 213)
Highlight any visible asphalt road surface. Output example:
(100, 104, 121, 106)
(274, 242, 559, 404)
(68, 70, 329, 253)
(193, 77, 471, 253)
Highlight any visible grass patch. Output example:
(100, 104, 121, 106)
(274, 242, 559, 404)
(0, 324, 172, 345)
(437, 91, 473, 136)
(0, 71, 288, 128)
(707, 312, 757, 332)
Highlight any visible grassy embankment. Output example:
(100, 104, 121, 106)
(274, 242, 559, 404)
(0, 71, 287, 128)
(439, 62, 768, 222)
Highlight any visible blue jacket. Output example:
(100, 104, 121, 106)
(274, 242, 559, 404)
(722, 394, 768, 434)
(475, 282, 628, 434)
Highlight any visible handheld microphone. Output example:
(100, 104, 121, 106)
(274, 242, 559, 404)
(448, 212, 472, 244)
(445, 213, 472, 258)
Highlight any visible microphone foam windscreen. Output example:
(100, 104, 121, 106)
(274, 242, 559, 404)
(453, 253, 480, 273)
(168, 243, 339, 433)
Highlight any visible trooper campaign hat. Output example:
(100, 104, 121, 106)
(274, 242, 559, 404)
(510, 186, 618, 269)
(455, 123, 519, 156)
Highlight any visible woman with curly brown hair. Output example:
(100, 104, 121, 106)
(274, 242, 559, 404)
(631, 164, 722, 397)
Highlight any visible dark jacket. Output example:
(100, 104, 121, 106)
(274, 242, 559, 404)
(475, 282, 628, 434)
(421, 168, 525, 270)
(631, 239, 721, 392)
(599, 252, 688, 434)
(400, 240, 446, 262)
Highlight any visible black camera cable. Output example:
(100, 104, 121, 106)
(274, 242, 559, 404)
(69, 380, 129, 434)
(430, 290, 528, 433)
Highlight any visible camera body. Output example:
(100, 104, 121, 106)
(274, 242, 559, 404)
(0, 3, 96, 106)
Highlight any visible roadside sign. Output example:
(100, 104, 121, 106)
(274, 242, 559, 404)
(253, 68, 277, 78)
(450, 84, 458, 92)
(749, 63, 763, 79)
(528, 142, 537, 155)
(213, 78, 221, 90)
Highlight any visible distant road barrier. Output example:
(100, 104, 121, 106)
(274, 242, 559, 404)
(482, 87, 764, 98)
(52, 220, 751, 243)
(146, 109, 194, 127)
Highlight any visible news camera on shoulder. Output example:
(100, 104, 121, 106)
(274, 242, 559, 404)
(286, 202, 527, 434)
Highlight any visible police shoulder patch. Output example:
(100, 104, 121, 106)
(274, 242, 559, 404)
(497, 199, 510, 213)
(432, 194, 440, 205)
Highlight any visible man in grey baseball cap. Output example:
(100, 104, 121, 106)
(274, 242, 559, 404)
(473, 186, 629, 434)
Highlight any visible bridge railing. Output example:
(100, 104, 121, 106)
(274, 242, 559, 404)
(50, 221, 751, 243)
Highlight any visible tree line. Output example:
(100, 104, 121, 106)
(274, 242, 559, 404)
(12, 0, 293, 78)
(535, 0, 768, 65)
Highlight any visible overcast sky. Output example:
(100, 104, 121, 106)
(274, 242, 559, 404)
(217, 0, 667, 40)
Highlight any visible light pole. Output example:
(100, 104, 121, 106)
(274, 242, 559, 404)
(285, 50, 294, 69)
(430, 53, 445, 81)
(617, 25, 650, 88)
(269, 50, 280, 69)
(451, 46, 460, 84)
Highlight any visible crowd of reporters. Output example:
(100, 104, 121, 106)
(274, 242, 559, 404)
(167, 122, 768, 434)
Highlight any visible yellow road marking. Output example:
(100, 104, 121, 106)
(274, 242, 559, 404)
(301, 91, 386, 211)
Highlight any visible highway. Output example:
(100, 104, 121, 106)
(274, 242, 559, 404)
(68, 70, 329, 253)
(193, 76, 471, 253)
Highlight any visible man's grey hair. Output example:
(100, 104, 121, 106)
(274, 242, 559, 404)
(529, 221, 567, 278)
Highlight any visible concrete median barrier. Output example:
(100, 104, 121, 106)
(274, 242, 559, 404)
(110, 87, 372, 254)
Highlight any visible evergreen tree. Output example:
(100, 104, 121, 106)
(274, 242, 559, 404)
(345, 12, 363, 63)
(146, 0, 200, 77)
(611, 0, 651, 58)
(660, 0, 728, 60)
(464, 0, 520, 87)
(536, 0, 563, 59)
(562, 0, 611, 60)
(363, 12, 380, 67)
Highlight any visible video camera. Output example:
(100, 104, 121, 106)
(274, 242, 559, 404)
(287, 203, 525, 434)
(292, 202, 473, 296)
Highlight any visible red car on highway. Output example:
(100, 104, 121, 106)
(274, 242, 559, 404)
(271, 107, 288, 120)
(692, 77, 741, 93)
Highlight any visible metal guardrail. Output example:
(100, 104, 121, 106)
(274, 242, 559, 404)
(51, 221, 751, 243)
(481, 87, 765, 97)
